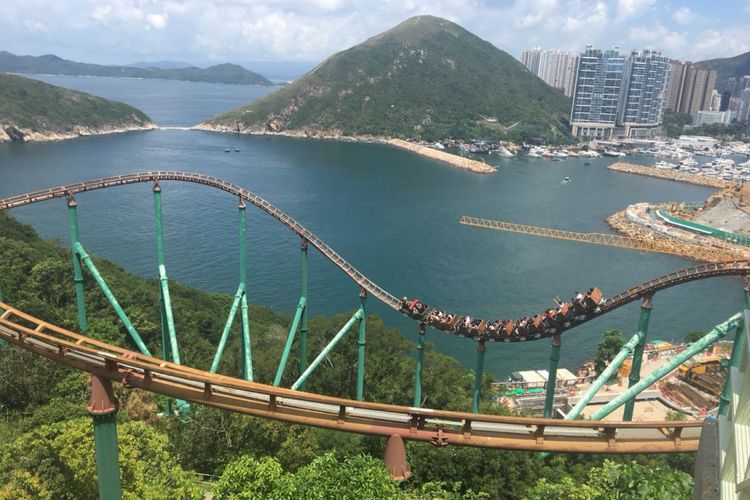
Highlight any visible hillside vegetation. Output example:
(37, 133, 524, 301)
(0, 51, 274, 86)
(0, 211, 696, 497)
(698, 51, 750, 92)
(0, 73, 153, 141)
(202, 15, 572, 143)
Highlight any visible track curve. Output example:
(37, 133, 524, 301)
(2, 171, 749, 343)
(0, 303, 702, 453)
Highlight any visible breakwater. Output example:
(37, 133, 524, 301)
(385, 138, 496, 174)
(607, 162, 729, 189)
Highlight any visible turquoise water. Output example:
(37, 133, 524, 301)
(0, 76, 743, 377)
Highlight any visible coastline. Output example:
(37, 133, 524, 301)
(0, 123, 157, 143)
(193, 123, 497, 174)
(607, 161, 729, 189)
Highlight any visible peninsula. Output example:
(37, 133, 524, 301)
(198, 15, 572, 173)
(0, 73, 155, 142)
(0, 51, 274, 86)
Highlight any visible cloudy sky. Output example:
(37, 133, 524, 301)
(1, 0, 748, 68)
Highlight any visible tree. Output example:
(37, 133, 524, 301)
(594, 330, 626, 379)
(685, 330, 706, 343)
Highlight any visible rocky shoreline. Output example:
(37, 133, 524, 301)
(607, 161, 729, 189)
(193, 123, 496, 174)
(0, 123, 157, 143)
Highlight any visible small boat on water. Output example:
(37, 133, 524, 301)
(563, 176, 571, 182)
(584, 162, 591, 166)
(603, 149, 626, 157)
(224, 148, 230, 153)
(235, 148, 240, 152)
(527, 151, 542, 158)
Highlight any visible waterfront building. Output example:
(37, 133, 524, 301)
(664, 60, 716, 114)
(691, 110, 733, 126)
(738, 88, 750, 122)
(570, 46, 625, 139)
(570, 46, 668, 139)
(720, 90, 731, 111)
(616, 49, 670, 138)
(520, 47, 580, 97)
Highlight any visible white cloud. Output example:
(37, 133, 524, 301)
(146, 13, 167, 29)
(616, 0, 654, 20)
(628, 24, 687, 52)
(672, 6, 691, 24)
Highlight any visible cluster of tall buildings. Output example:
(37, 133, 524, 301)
(568, 46, 670, 140)
(520, 44, 749, 140)
(520, 48, 580, 97)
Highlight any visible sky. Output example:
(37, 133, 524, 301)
(1, 0, 748, 70)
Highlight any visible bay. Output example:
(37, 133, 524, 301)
(0, 75, 742, 379)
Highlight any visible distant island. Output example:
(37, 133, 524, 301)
(0, 51, 274, 86)
(0, 73, 154, 142)
(198, 15, 573, 147)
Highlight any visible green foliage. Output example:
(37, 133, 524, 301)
(698, 51, 750, 92)
(205, 15, 573, 143)
(666, 410, 688, 421)
(214, 453, 399, 499)
(0, 51, 273, 85)
(526, 459, 692, 499)
(0, 73, 152, 136)
(594, 329, 626, 379)
(662, 109, 747, 141)
(662, 110, 692, 138)
(685, 330, 707, 343)
(0, 418, 201, 499)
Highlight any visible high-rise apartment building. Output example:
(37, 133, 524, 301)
(569, 46, 625, 139)
(617, 49, 670, 138)
(520, 47, 580, 97)
(664, 60, 716, 114)
(570, 46, 669, 139)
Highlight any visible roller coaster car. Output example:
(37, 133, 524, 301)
(499, 320, 516, 340)
(584, 288, 604, 308)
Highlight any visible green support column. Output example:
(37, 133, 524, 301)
(210, 284, 245, 373)
(274, 297, 305, 386)
(291, 307, 363, 390)
(299, 238, 309, 388)
(74, 242, 152, 357)
(622, 294, 653, 421)
(153, 182, 180, 365)
(590, 313, 742, 421)
(356, 288, 367, 401)
(471, 340, 486, 413)
(88, 375, 122, 500)
(0, 282, 6, 347)
(68, 195, 88, 332)
(719, 283, 748, 415)
(413, 323, 426, 408)
(543, 335, 561, 419)
(238, 200, 253, 381)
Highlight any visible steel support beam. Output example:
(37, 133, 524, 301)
(210, 284, 245, 373)
(88, 375, 122, 500)
(623, 294, 653, 421)
(718, 310, 747, 416)
(299, 238, 308, 388)
(291, 307, 364, 391)
(0, 283, 5, 347)
(68, 195, 88, 332)
(543, 335, 561, 418)
(565, 329, 642, 421)
(73, 242, 151, 357)
(356, 288, 367, 401)
(472, 340, 486, 413)
(153, 182, 180, 366)
(238, 201, 252, 381)
(413, 323, 426, 408)
(590, 313, 742, 421)
(273, 297, 306, 386)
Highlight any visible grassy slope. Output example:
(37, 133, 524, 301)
(697, 51, 750, 92)
(0, 73, 152, 134)
(0, 51, 274, 86)
(204, 16, 572, 143)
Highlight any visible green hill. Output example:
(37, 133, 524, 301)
(201, 15, 572, 143)
(0, 51, 274, 86)
(697, 51, 750, 92)
(0, 73, 153, 142)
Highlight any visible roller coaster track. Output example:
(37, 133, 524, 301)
(0, 302, 702, 453)
(2, 171, 750, 343)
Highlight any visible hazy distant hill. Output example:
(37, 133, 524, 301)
(0, 51, 274, 86)
(0, 73, 153, 142)
(202, 16, 572, 142)
(698, 51, 750, 92)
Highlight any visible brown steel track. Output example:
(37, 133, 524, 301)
(0, 303, 701, 453)
(1, 171, 749, 343)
